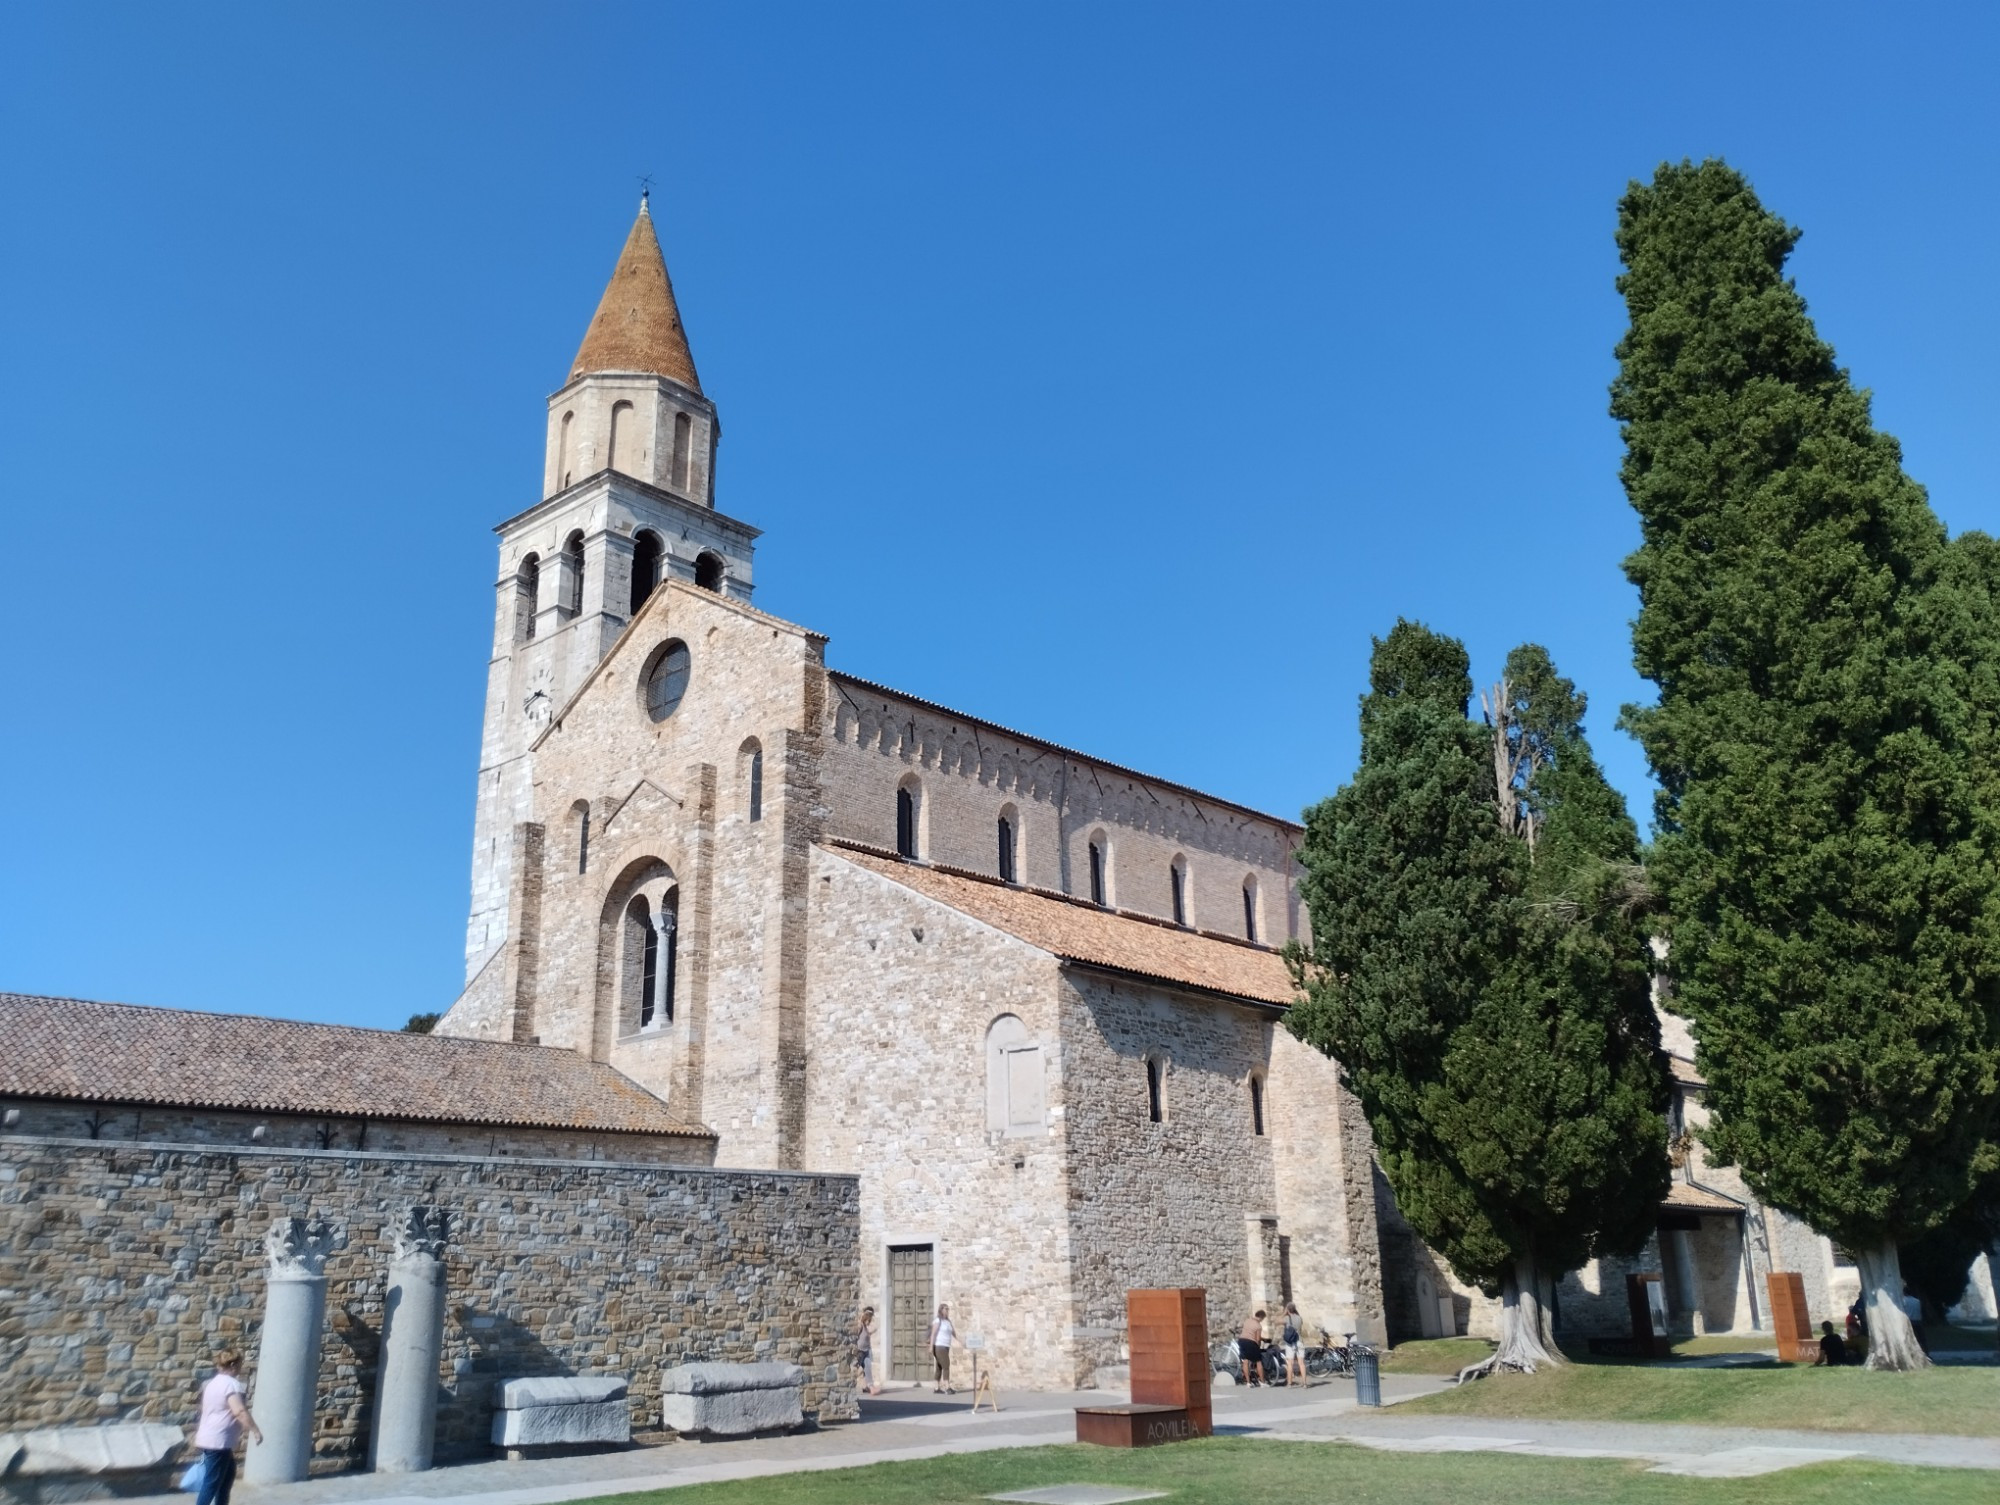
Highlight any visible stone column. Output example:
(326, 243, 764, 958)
(244, 1217, 337, 1485)
(370, 1206, 452, 1474)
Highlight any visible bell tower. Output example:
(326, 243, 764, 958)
(460, 196, 760, 985)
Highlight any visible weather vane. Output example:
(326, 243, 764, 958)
(637, 172, 656, 205)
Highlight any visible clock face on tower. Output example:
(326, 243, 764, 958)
(523, 665, 555, 726)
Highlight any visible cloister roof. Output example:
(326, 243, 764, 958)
(0, 992, 706, 1138)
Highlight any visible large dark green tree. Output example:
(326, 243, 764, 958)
(1614, 159, 2000, 1369)
(1289, 622, 1668, 1375)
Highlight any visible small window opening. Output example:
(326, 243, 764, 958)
(517, 553, 540, 642)
(1243, 876, 1259, 943)
(563, 530, 585, 615)
(630, 531, 663, 615)
(1250, 1075, 1266, 1136)
(639, 918, 659, 1028)
(1170, 859, 1187, 927)
(558, 410, 574, 489)
(672, 411, 693, 491)
(1089, 841, 1106, 907)
(1146, 1057, 1164, 1124)
(896, 785, 919, 858)
(997, 816, 1016, 884)
(572, 800, 591, 875)
(749, 749, 764, 822)
(695, 551, 725, 592)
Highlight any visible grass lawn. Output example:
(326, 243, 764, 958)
(568, 1438, 1986, 1504)
(1380, 1337, 1497, 1374)
(1399, 1361, 2000, 1436)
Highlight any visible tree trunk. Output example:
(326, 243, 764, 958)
(1854, 1238, 1932, 1372)
(1457, 1254, 1566, 1382)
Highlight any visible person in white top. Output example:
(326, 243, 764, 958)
(929, 1303, 957, 1393)
(191, 1349, 262, 1505)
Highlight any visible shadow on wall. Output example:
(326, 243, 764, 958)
(1370, 1163, 1467, 1343)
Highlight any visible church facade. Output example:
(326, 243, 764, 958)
(437, 201, 1389, 1387)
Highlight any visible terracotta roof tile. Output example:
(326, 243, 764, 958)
(829, 844, 1296, 1007)
(1663, 1180, 1743, 1213)
(0, 993, 705, 1138)
(569, 199, 701, 389)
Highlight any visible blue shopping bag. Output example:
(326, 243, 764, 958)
(178, 1454, 208, 1493)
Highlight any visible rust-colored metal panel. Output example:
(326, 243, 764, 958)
(1125, 1287, 1211, 1436)
(1767, 1271, 1817, 1362)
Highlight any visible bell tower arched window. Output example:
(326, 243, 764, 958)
(695, 551, 725, 592)
(563, 530, 585, 616)
(630, 531, 663, 615)
(609, 400, 636, 475)
(558, 410, 574, 489)
(516, 553, 540, 642)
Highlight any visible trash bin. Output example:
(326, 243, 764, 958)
(1353, 1347, 1381, 1407)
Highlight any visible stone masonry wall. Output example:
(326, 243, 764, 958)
(1057, 971, 1284, 1375)
(0, 1138, 858, 1471)
(1, 1103, 714, 1167)
(801, 848, 1076, 1389)
(821, 680, 1305, 945)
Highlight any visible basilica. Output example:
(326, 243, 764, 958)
(434, 197, 1388, 1387)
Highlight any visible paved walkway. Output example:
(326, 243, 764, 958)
(113, 1372, 1997, 1503)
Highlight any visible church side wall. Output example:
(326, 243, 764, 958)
(1056, 971, 1282, 1375)
(0, 1102, 714, 1166)
(0, 1138, 857, 1463)
(820, 682, 1304, 944)
(801, 849, 1077, 1389)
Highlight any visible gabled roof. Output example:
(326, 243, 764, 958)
(0, 993, 707, 1139)
(1663, 1179, 1744, 1213)
(828, 843, 1296, 1008)
(569, 197, 702, 390)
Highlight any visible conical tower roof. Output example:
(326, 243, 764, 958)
(569, 197, 702, 390)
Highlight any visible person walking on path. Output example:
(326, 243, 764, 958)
(853, 1307, 880, 1396)
(192, 1349, 262, 1505)
(929, 1303, 958, 1394)
(1281, 1302, 1306, 1387)
(1238, 1309, 1266, 1387)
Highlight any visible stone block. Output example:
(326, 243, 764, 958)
(659, 1363, 804, 1436)
(492, 1376, 629, 1408)
(490, 1399, 631, 1447)
(0, 1424, 186, 1476)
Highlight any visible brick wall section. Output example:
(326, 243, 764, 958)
(2, 1104, 714, 1167)
(0, 1138, 858, 1468)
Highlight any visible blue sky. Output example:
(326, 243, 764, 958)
(4, 4, 1995, 1029)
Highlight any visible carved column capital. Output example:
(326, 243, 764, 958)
(265, 1216, 338, 1280)
(392, 1205, 453, 1263)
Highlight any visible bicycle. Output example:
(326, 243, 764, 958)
(1302, 1327, 1348, 1378)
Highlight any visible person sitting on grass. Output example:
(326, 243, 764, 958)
(1813, 1319, 1847, 1368)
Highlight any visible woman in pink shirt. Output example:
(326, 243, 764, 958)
(191, 1350, 262, 1505)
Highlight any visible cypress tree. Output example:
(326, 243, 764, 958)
(1614, 159, 2000, 1369)
(1289, 623, 1668, 1375)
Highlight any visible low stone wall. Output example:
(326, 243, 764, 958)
(0, 1136, 859, 1473)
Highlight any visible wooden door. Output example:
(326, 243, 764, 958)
(889, 1244, 934, 1380)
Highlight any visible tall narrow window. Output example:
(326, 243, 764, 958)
(1089, 841, 1106, 907)
(558, 410, 574, 488)
(749, 749, 764, 822)
(517, 554, 540, 641)
(1250, 1075, 1266, 1136)
(572, 800, 591, 875)
(563, 530, 585, 615)
(630, 531, 663, 615)
(1242, 876, 1259, 943)
(672, 411, 692, 490)
(1146, 1057, 1164, 1124)
(997, 816, 1016, 884)
(639, 912, 660, 1029)
(1170, 858, 1188, 927)
(896, 785, 918, 858)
